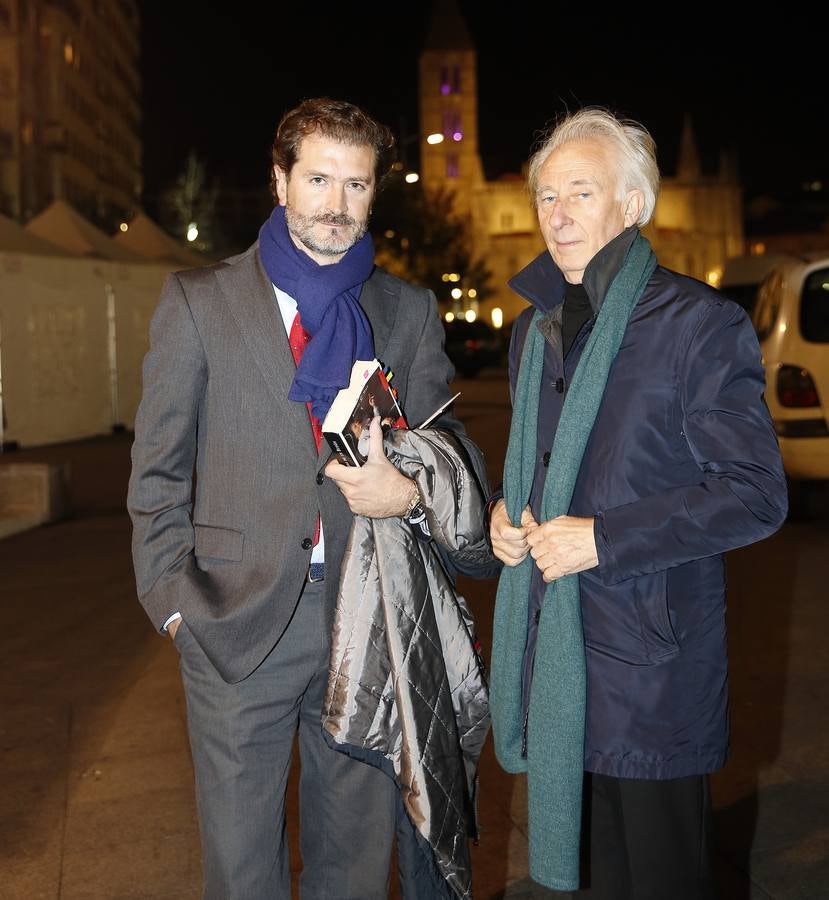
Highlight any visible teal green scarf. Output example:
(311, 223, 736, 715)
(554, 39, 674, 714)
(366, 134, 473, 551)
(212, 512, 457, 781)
(491, 233, 657, 890)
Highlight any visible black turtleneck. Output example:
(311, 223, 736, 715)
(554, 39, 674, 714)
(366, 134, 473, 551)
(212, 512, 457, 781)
(562, 281, 592, 358)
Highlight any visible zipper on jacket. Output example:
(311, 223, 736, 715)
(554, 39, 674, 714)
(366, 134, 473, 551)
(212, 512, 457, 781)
(520, 704, 530, 758)
(471, 772, 482, 845)
(521, 604, 546, 759)
(521, 608, 541, 759)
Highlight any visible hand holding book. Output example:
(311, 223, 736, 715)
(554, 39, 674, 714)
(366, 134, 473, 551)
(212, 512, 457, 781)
(321, 359, 460, 467)
(321, 359, 407, 467)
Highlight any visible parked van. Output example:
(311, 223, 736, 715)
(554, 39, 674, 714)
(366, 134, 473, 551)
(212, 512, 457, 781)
(751, 252, 829, 514)
(720, 252, 794, 314)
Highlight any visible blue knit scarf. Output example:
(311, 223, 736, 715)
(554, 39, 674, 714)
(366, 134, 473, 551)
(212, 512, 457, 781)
(258, 204, 376, 420)
(490, 233, 657, 891)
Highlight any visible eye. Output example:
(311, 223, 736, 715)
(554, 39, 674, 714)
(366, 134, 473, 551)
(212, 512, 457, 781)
(348, 181, 367, 192)
(578, 192, 592, 200)
(539, 194, 556, 205)
(309, 176, 325, 185)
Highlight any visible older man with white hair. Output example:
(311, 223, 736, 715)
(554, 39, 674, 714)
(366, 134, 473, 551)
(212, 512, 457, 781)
(488, 108, 787, 899)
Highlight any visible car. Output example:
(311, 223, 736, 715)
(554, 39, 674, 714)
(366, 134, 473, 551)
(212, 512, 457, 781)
(751, 252, 829, 515)
(720, 252, 794, 315)
(442, 317, 503, 378)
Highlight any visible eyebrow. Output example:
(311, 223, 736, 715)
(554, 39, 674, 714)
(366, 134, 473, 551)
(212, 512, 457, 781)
(303, 169, 373, 184)
(536, 177, 599, 194)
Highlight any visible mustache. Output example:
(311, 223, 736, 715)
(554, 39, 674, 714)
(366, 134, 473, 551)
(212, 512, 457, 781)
(313, 212, 357, 227)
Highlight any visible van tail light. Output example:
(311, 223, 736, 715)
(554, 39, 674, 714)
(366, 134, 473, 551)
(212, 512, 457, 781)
(777, 365, 820, 408)
(464, 339, 479, 350)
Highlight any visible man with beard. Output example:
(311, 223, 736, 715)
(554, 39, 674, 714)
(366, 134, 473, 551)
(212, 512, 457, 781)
(127, 98, 488, 899)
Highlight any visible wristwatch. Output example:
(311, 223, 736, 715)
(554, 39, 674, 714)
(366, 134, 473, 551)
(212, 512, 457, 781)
(404, 485, 423, 519)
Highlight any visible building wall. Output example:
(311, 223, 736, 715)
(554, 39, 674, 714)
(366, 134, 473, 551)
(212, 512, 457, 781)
(652, 178, 744, 282)
(0, 0, 141, 229)
(469, 179, 544, 322)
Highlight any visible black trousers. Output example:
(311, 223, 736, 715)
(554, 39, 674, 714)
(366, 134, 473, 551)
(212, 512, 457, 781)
(577, 772, 717, 900)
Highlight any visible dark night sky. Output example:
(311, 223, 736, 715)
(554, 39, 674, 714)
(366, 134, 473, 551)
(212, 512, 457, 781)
(139, 3, 828, 221)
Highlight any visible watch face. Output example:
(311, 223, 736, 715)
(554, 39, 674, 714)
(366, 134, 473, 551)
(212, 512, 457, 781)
(406, 490, 422, 516)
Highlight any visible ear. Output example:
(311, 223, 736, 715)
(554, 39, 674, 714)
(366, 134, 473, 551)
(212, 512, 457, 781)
(273, 166, 288, 206)
(623, 189, 645, 227)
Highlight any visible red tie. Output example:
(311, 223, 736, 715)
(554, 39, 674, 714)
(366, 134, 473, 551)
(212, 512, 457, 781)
(289, 312, 322, 545)
(288, 312, 323, 451)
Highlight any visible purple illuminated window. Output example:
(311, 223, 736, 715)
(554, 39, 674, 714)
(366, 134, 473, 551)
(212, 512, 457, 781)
(452, 65, 461, 94)
(440, 67, 450, 95)
(443, 110, 462, 140)
(446, 154, 459, 178)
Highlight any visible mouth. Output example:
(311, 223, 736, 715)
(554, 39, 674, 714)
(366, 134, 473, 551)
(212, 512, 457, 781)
(315, 216, 355, 228)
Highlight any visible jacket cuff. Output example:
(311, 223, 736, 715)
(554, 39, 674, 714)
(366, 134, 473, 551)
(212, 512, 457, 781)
(593, 511, 621, 584)
(483, 486, 504, 547)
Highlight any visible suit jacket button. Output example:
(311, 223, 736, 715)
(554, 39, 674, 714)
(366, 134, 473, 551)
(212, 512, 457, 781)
(301, 538, 313, 550)
(316, 472, 324, 485)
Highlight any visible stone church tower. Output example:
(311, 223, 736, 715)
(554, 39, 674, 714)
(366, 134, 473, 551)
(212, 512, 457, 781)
(418, 2, 483, 220)
(418, 0, 542, 324)
(418, 1, 744, 325)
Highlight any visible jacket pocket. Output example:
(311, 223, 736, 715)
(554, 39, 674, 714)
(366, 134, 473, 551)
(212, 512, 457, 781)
(194, 524, 245, 561)
(583, 569, 679, 665)
(633, 569, 680, 663)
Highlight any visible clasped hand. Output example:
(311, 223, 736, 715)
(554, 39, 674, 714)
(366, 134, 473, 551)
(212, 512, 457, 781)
(489, 499, 598, 582)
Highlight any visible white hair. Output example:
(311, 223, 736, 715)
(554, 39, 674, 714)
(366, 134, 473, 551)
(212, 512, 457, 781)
(527, 107, 660, 226)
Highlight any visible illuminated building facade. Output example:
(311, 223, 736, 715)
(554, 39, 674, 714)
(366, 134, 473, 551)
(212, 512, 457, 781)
(0, 0, 141, 229)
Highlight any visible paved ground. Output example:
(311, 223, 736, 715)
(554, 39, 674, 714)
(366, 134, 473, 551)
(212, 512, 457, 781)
(1, 374, 827, 898)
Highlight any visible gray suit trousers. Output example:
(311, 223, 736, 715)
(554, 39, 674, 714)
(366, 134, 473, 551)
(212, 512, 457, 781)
(175, 580, 397, 899)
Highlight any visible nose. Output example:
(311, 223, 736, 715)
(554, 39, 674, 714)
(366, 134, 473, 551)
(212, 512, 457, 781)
(325, 182, 347, 214)
(547, 198, 572, 229)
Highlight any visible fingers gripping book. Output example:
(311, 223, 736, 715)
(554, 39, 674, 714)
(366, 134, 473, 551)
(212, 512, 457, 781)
(321, 359, 407, 466)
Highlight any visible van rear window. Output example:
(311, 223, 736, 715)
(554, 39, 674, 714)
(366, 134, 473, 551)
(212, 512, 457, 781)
(801, 267, 829, 342)
(720, 283, 760, 313)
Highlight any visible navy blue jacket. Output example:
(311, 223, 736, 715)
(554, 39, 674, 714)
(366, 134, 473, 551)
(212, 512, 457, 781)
(509, 241, 787, 779)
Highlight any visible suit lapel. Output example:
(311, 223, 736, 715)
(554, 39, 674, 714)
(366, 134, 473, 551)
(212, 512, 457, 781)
(216, 244, 317, 462)
(359, 269, 401, 365)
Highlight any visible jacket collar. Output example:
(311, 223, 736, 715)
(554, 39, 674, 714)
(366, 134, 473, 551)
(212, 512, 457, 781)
(509, 226, 640, 315)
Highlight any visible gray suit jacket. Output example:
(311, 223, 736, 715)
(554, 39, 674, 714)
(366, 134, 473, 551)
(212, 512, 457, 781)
(127, 241, 484, 683)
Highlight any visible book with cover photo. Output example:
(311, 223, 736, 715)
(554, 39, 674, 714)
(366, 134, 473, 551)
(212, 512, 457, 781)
(321, 359, 407, 466)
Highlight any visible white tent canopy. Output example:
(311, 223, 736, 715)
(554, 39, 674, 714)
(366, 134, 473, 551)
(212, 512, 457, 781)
(0, 212, 72, 256)
(2, 201, 174, 447)
(114, 211, 207, 267)
(25, 200, 144, 262)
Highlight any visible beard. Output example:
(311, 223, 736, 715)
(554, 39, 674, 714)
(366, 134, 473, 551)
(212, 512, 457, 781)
(285, 205, 368, 258)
